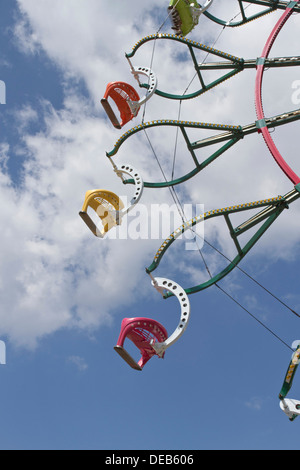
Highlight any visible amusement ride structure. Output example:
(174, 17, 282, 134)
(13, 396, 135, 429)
(79, 1, 300, 420)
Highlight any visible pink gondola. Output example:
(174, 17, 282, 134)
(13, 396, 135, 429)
(114, 317, 168, 371)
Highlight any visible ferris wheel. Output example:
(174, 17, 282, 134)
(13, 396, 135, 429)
(79, 1, 300, 419)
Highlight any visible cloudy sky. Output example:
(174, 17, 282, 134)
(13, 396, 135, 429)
(0, 0, 300, 450)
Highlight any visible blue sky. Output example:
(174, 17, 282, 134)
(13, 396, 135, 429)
(0, 0, 300, 450)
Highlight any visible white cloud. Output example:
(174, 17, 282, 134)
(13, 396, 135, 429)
(0, 1, 299, 349)
(0, 87, 167, 349)
(245, 396, 263, 411)
(67, 355, 88, 371)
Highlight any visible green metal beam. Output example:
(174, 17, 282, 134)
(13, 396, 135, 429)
(203, 1, 300, 27)
(279, 346, 300, 400)
(106, 109, 300, 189)
(146, 189, 300, 298)
(197, 57, 300, 71)
(126, 33, 245, 101)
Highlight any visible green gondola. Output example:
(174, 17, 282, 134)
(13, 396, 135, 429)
(168, 0, 213, 36)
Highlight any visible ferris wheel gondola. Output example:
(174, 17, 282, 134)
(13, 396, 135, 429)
(168, 0, 214, 36)
(101, 65, 157, 129)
